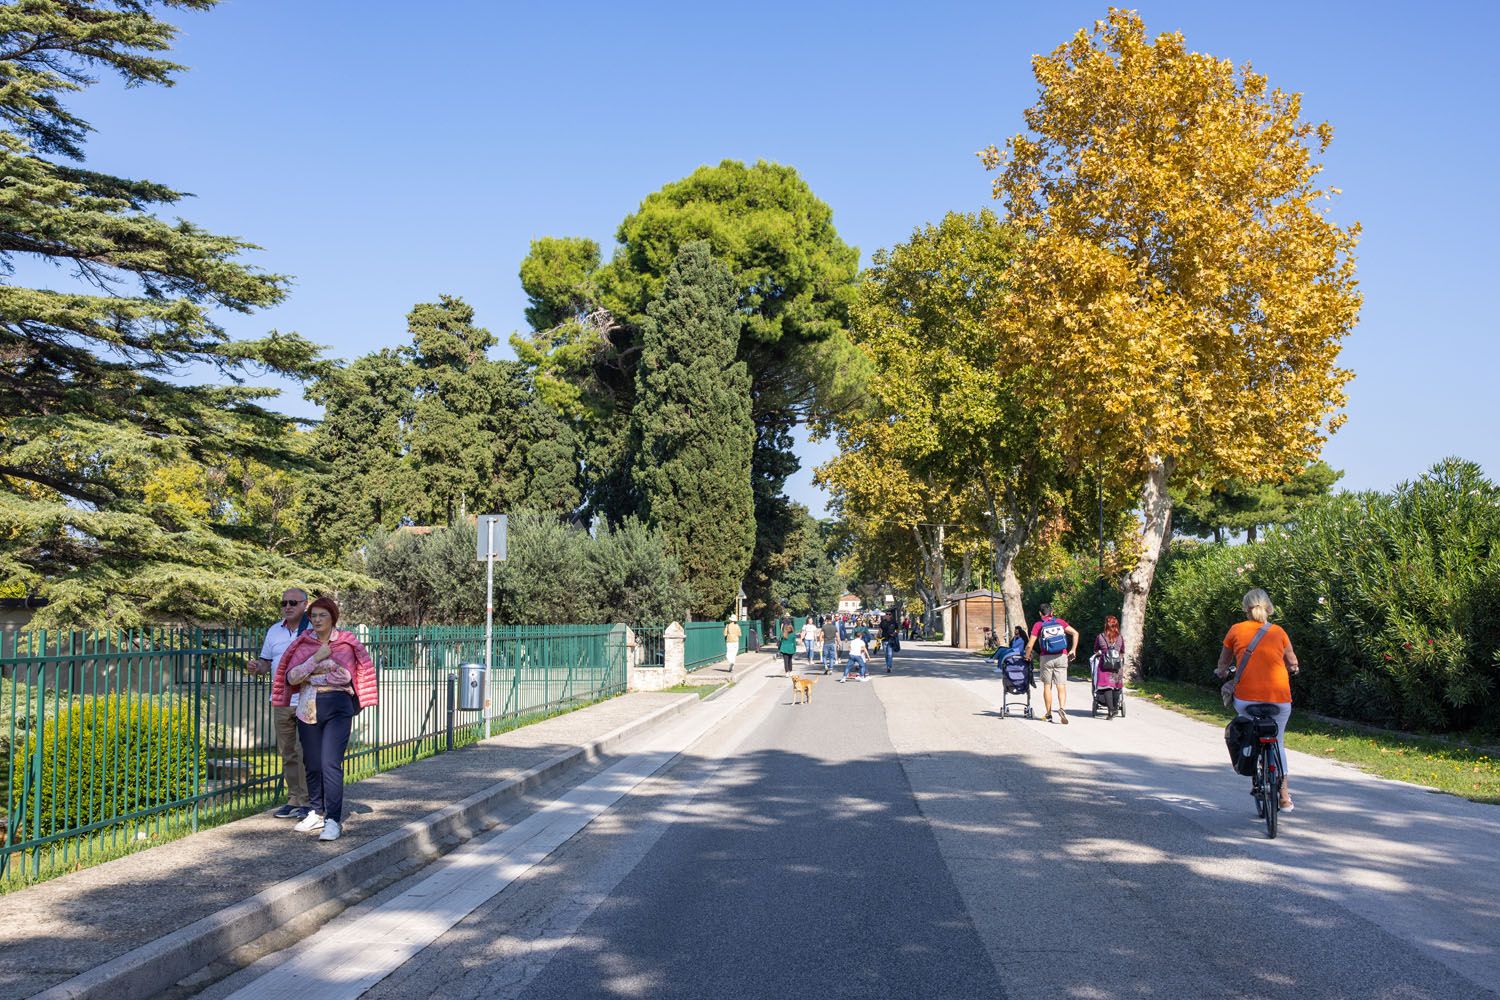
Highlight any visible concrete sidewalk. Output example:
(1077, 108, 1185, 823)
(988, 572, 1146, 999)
(0, 656, 771, 1000)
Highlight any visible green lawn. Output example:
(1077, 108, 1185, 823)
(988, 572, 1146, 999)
(1132, 678, 1500, 805)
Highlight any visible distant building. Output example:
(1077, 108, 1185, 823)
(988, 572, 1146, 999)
(931, 590, 1007, 649)
(838, 593, 861, 614)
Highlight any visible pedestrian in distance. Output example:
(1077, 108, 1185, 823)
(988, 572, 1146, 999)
(1214, 588, 1300, 811)
(1092, 615, 1126, 719)
(841, 630, 870, 682)
(724, 619, 741, 673)
(1026, 603, 1079, 724)
(273, 596, 379, 842)
(801, 617, 821, 664)
(248, 588, 312, 820)
(778, 624, 798, 673)
(879, 610, 900, 673)
(821, 615, 839, 674)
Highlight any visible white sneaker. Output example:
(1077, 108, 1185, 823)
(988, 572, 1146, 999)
(318, 819, 342, 842)
(293, 810, 324, 833)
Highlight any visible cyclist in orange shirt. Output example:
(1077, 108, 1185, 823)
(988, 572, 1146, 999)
(1214, 588, 1300, 811)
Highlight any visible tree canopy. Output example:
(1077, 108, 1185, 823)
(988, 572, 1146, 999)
(0, 0, 350, 627)
(982, 9, 1362, 670)
(511, 160, 861, 620)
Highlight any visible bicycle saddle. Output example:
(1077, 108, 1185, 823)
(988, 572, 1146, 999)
(1244, 703, 1279, 719)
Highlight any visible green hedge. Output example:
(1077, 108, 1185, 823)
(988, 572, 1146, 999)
(1139, 459, 1500, 734)
(9, 694, 204, 840)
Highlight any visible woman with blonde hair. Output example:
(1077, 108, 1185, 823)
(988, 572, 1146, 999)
(1214, 588, 1300, 810)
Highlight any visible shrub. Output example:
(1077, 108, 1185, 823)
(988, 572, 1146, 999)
(1136, 458, 1500, 734)
(8, 694, 204, 840)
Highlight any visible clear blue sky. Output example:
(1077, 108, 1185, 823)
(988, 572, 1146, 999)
(59, 1, 1500, 511)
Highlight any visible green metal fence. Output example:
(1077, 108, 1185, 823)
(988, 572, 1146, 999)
(684, 622, 727, 672)
(0, 624, 626, 886)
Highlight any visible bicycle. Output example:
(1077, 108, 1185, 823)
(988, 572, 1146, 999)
(1243, 703, 1284, 838)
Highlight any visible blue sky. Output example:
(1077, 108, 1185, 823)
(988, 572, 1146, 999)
(57, 1, 1500, 511)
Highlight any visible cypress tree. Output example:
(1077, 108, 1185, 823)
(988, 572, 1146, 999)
(632, 243, 754, 619)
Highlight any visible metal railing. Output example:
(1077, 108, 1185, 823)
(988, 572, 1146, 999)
(0, 624, 626, 886)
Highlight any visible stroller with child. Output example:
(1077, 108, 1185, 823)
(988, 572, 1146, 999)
(1090, 648, 1127, 719)
(996, 649, 1035, 720)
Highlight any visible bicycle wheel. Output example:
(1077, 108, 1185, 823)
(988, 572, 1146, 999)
(1263, 745, 1280, 838)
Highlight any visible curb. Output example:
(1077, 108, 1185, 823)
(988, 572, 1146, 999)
(32, 694, 701, 1000)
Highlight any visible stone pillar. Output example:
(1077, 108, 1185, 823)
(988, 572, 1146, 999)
(626, 622, 687, 692)
(662, 621, 687, 685)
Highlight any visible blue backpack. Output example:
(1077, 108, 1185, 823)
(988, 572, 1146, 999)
(1037, 617, 1068, 655)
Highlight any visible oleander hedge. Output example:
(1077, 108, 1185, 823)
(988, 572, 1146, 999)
(1038, 458, 1500, 735)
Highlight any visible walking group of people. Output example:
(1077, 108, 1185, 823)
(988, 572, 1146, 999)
(996, 591, 1300, 812)
(993, 604, 1126, 723)
(776, 609, 903, 682)
(249, 588, 380, 842)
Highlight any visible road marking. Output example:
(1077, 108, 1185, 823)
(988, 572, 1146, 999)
(226, 671, 774, 999)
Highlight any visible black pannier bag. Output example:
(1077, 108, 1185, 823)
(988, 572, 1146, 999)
(1225, 715, 1259, 776)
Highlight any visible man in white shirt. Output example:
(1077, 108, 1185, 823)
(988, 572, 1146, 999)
(248, 587, 311, 819)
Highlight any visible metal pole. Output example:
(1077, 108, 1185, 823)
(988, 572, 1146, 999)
(1098, 472, 1106, 583)
(446, 672, 456, 752)
(484, 517, 495, 739)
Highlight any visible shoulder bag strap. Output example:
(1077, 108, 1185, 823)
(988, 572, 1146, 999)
(1229, 622, 1272, 698)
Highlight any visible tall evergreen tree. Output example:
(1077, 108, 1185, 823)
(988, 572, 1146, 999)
(513, 161, 862, 620)
(631, 243, 754, 619)
(0, 1, 345, 626)
(311, 296, 581, 551)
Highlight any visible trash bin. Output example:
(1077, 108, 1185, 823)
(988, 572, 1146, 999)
(458, 663, 486, 711)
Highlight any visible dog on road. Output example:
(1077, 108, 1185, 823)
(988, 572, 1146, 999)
(790, 674, 817, 704)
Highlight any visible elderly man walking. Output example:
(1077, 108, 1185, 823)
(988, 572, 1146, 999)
(249, 587, 312, 818)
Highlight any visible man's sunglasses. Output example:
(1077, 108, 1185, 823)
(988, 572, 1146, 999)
(281, 599, 305, 607)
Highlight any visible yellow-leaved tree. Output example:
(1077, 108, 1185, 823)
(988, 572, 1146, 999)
(821, 210, 1078, 632)
(982, 9, 1361, 674)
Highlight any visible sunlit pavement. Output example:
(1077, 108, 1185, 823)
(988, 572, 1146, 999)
(199, 643, 1498, 1000)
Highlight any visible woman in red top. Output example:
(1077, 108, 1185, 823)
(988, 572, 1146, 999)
(272, 595, 378, 842)
(1214, 588, 1300, 811)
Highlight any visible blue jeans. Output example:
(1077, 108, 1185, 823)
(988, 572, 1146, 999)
(844, 654, 867, 679)
(804, 640, 815, 661)
(883, 640, 895, 671)
(822, 641, 837, 670)
(297, 692, 356, 823)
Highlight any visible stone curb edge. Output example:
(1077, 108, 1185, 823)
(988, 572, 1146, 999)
(31, 693, 702, 1000)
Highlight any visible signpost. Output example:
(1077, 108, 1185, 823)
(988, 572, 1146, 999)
(476, 514, 508, 737)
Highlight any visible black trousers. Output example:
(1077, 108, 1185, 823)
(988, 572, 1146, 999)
(1098, 687, 1121, 714)
(782, 652, 794, 672)
(298, 691, 356, 822)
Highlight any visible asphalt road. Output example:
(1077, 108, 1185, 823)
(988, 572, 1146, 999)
(201, 645, 1499, 1000)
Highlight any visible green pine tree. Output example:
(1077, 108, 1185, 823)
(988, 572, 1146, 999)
(0, 1, 348, 627)
(631, 243, 755, 619)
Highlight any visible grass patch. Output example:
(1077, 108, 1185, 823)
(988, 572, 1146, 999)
(662, 683, 725, 699)
(1133, 678, 1500, 805)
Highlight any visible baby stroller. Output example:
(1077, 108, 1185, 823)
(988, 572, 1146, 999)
(1090, 652, 1127, 719)
(998, 653, 1035, 719)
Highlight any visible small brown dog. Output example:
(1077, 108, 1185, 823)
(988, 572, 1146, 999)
(790, 674, 817, 704)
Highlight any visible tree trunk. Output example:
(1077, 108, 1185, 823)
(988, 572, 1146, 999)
(954, 551, 973, 596)
(1247, 523, 1258, 543)
(1120, 455, 1175, 682)
(992, 526, 1029, 635)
